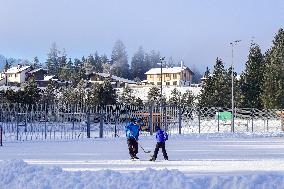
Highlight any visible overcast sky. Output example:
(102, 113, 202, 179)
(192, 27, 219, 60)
(0, 0, 283, 73)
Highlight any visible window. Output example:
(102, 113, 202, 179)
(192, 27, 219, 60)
(184, 73, 186, 78)
(157, 82, 161, 85)
(150, 82, 154, 85)
(165, 74, 170, 77)
(15, 74, 17, 77)
(166, 82, 170, 85)
(173, 81, 177, 85)
(173, 74, 177, 79)
(157, 75, 161, 81)
(149, 75, 154, 78)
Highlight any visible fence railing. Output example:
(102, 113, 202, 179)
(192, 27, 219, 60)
(0, 103, 283, 142)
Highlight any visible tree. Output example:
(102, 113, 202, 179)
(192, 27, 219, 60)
(84, 55, 95, 75)
(101, 80, 117, 105)
(168, 88, 182, 105)
(71, 58, 86, 86)
(4, 60, 11, 71)
(181, 90, 195, 107)
(191, 66, 202, 84)
(239, 43, 265, 108)
(119, 86, 135, 105)
(261, 28, 284, 109)
(131, 46, 145, 80)
(46, 43, 60, 76)
(198, 67, 214, 107)
(147, 86, 163, 105)
(23, 77, 41, 105)
(93, 52, 103, 72)
(32, 57, 42, 69)
(111, 40, 130, 78)
(58, 50, 69, 81)
(41, 81, 57, 105)
(88, 80, 116, 106)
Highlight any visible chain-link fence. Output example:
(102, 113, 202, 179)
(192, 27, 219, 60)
(0, 103, 283, 142)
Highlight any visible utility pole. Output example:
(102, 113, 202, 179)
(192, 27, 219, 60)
(230, 40, 241, 132)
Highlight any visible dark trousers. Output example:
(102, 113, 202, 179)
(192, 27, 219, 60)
(127, 138, 138, 158)
(152, 142, 168, 160)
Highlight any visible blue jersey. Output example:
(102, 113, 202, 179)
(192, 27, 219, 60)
(125, 122, 140, 140)
(156, 129, 168, 142)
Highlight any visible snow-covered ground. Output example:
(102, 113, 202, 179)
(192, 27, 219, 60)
(1, 133, 284, 188)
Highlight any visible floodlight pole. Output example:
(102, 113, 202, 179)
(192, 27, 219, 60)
(230, 40, 241, 133)
(159, 57, 165, 99)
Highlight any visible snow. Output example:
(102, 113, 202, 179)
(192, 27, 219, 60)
(5, 65, 31, 74)
(1, 133, 284, 188)
(145, 66, 189, 75)
(117, 86, 201, 101)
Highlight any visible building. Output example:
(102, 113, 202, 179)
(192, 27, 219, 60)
(145, 61, 194, 86)
(2, 65, 32, 86)
(88, 72, 136, 88)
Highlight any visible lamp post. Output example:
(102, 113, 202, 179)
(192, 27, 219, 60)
(230, 40, 241, 132)
(158, 57, 165, 99)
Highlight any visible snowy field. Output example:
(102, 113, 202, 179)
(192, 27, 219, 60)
(1, 133, 284, 188)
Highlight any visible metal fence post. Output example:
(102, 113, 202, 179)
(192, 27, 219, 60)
(217, 108, 220, 132)
(16, 111, 19, 141)
(99, 113, 104, 138)
(178, 106, 182, 134)
(0, 125, 2, 146)
(114, 115, 118, 137)
(149, 106, 153, 135)
(251, 108, 254, 132)
(198, 108, 201, 133)
(86, 108, 90, 138)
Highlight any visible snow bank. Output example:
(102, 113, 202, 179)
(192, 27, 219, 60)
(169, 132, 284, 140)
(1, 160, 284, 189)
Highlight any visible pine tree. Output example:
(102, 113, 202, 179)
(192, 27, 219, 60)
(198, 67, 213, 107)
(42, 81, 57, 105)
(84, 55, 95, 75)
(32, 57, 42, 69)
(4, 60, 11, 71)
(93, 52, 103, 72)
(147, 86, 161, 105)
(111, 40, 130, 78)
(239, 43, 264, 108)
(46, 43, 60, 76)
(168, 88, 181, 105)
(212, 58, 231, 108)
(58, 50, 69, 81)
(262, 28, 284, 109)
(131, 46, 145, 80)
(23, 76, 41, 105)
(181, 90, 195, 107)
(72, 58, 86, 86)
(101, 79, 116, 105)
(119, 86, 135, 105)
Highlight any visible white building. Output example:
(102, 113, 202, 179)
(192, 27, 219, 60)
(2, 65, 32, 86)
(144, 61, 194, 86)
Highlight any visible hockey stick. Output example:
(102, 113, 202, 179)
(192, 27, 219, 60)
(138, 142, 151, 153)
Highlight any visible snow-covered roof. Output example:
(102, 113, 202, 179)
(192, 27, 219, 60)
(44, 75, 55, 81)
(93, 73, 137, 84)
(145, 66, 192, 75)
(5, 65, 31, 74)
(28, 68, 46, 74)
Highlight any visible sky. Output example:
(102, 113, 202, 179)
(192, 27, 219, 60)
(0, 0, 283, 73)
